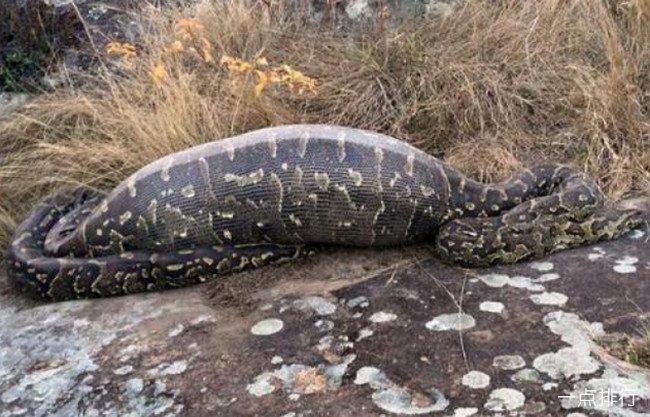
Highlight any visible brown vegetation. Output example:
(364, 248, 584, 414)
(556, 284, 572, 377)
(1, 0, 650, 248)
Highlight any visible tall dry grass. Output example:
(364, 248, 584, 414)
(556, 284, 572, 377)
(1, 0, 650, 249)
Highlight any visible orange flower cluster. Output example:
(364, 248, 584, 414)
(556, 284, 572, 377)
(105, 18, 316, 96)
(220, 55, 317, 96)
(106, 42, 136, 59)
(173, 18, 214, 63)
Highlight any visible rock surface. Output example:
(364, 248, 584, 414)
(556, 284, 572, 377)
(1, 0, 460, 91)
(1, 216, 649, 416)
(0, 94, 30, 116)
(282, 0, 458, 29)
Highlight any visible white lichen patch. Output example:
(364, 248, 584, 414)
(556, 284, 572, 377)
(476, 273, 509, 288)
(247, 354, 356, 398)
(246, 374, 276, 397)
(293, 296, 337, 316)
(453, 408, 479, 417)
(124, 378, 144, 397)
(542, 382, 558, 391)
(628, 229, 645, 239)
(508, 276, 545, 292)
(531, 311, 615, 388)
(534, 273, 560, 283)
(530, 261, 554, 272)
(511, 368, 542, 383)
(587, 246, 606, 261)
(354, 366, 449, 415)
(613, 255, 639, 274)
(113, 365, 134, 376)
(250, 318, 284, 336)
(479, 301, 504, 314)
(369, 312, 397, 323)
(158, 360, 188, 376)
(147, 360, 189, 377)
(314, 319, 335, 332)
(461, 371, 490, 389)
(356, 328, 374, 341)
(530, 292, 568, 306)
(425, 313, 476, 331)
(492, 355, 526, 370)
(354, 366, 388, 387)
(477, 273, 544, 292)
(534, 348, 600, 380)
(347, 296, 370, 309)
(0, 297, 189, 417)
(484, 388, 525, 412)
(614, 264, 637, 274)
(167, 324, 184, 337)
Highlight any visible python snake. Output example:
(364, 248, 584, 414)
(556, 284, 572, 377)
(6, 125, 643, 301)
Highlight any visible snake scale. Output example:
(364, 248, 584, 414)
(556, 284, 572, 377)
(7, 125, 643, 301)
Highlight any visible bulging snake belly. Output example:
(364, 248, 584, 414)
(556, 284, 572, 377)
(7, 125, 643, 301)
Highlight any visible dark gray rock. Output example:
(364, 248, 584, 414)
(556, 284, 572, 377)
(0, 93, 30, 115)
(280, 0, 458, 29)
(1, 209, 649, 416)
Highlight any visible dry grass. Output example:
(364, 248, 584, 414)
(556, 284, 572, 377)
(1, 0, 650, 248)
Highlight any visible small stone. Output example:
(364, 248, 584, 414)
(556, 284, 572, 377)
(251, 318, 284, 336)
(461, 371, 490, 389)
(271, 356, 283, 365)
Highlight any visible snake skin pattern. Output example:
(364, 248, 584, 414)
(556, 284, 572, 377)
(7, 125, 643, 301)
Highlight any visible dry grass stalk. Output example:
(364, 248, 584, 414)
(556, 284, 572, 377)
(1, 0, 650, 248)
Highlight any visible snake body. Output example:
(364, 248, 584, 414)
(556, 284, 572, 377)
(7, 125, 642, 301)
